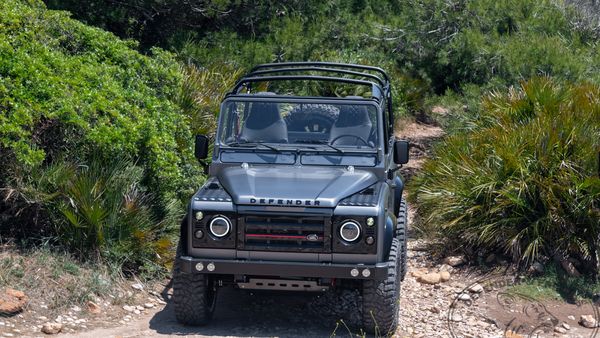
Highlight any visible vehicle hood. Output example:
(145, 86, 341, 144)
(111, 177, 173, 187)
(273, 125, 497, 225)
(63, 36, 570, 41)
(217, 166, 377, 208)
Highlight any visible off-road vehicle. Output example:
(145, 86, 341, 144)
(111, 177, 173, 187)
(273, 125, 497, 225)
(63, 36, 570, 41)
(173, 62, 410, 335)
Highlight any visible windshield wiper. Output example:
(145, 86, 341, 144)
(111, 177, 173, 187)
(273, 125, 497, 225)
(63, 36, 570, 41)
(226, 141, 281, 152)
(295, 140, 344, 153)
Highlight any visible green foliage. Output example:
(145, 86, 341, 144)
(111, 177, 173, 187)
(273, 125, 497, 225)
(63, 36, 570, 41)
(178, 62, 243, 136)
(13, 157, 179, 274)
(0, 0, 202, 203)
(0, 0, 211, 275)
(412, 77, 600, 274)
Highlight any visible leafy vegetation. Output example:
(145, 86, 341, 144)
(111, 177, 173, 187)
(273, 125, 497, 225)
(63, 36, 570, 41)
(13, 157, 179, 274)
(0, 0, 202, 202)
(0, 0, 207, 274)
(412, 77, 600, 275)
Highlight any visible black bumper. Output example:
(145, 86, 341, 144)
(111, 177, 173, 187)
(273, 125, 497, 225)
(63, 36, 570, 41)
(177, 256, 388, 280)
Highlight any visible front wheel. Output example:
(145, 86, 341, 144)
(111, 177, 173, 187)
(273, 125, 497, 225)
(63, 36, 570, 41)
(362, 238, 401, 336)
(172, 239, 217, 326)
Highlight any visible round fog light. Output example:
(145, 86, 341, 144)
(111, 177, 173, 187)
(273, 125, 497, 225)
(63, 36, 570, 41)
(350, 268, 359, 277)
(195, 262, 204, 271)
(194, 229, 204, 239)
(365, 236, 375, 245)
(366, 217, 375, 226)
(362, 269, 371, 277)
(207, 263, 215, 272)
(195, 211, 204, 220)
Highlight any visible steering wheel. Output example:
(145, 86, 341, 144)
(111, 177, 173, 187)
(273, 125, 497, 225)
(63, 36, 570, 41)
(286, 113, 335, 133)
(330, 134, 369, 146)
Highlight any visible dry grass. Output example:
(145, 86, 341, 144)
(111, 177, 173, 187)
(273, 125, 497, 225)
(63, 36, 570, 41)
(0, 242, 132, 316)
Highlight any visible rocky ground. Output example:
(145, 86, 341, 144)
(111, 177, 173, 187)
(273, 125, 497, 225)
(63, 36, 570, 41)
(1, 119, 599, 337)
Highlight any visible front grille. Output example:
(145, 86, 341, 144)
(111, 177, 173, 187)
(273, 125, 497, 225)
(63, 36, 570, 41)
(238, 215, 331, 252)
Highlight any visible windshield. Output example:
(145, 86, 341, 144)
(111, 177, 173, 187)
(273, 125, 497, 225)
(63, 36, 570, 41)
(217, 99, 379, 150)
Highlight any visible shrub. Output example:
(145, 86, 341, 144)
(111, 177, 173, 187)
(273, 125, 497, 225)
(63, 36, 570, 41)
(8, 156, 178, 275)
(412, 78, 600, 274)
(178, 62, 243, 136)
(0, 0, 200, 206)
(0, 0, 209, 274)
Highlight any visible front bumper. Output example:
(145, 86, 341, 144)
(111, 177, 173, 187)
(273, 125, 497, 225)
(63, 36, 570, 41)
(177, 256, 388, 280)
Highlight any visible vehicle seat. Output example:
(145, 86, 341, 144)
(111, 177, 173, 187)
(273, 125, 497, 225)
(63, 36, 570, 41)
(329, 105, 372, 145)
(240, 102, 288, 143)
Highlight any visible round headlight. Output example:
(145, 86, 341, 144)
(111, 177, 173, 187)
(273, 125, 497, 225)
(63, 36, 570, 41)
(209, 216, 231, 238)
(195, 211, 204, 221)
(340, 221, 361, 242)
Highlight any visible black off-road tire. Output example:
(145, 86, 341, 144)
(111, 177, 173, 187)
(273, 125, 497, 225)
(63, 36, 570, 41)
(172, 239, 216, 326)
(362, 238, 400, 336)
(285, 104, 339, 132)
(396, 199, 408, 281)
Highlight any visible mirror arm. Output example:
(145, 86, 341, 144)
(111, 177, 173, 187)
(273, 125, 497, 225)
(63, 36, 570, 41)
(199, 159, 209, 175)
(387, 164, 403, 179)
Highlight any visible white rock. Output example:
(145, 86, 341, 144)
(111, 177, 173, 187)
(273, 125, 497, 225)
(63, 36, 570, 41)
(3, 333, 14, 337)
(41, 322, 63, 334)
(136, 305, 144, 311)
(568, 315, 576, 321)
(579, 314, 598, 328)
(443, 256, 466, 267)
(468, 283, 484, 293)
(554, 326, 567, 334)
(562, 322, 570, 330)
(134, 309, 141, 315)
(131, 283, 144, 291)
(458, 293, 471, 301)
(451, 314, 463, 322)
(122, 305, 135, 312)
(71, 306, 81, 312)
(144, 303, 155, 308)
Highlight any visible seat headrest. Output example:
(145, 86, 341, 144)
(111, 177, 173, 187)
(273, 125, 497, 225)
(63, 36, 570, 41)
(245, 102, 281, 129)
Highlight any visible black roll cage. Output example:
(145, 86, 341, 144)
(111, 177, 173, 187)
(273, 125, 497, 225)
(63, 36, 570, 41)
(226, 62, 395, 145)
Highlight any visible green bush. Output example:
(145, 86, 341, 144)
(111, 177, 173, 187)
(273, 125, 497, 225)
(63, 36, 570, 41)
(0, 0, 210, 274)
(0, 0, 200, 205)
(178, 62, 243, 136)
(412, 77, 600, 274)
(13, 157, 179, 274)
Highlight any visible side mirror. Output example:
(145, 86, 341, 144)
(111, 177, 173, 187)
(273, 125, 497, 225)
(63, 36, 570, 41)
(393, 140, 410, 165)
(194, 135, 209, 161)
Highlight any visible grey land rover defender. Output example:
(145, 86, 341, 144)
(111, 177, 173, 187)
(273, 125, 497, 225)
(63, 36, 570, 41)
(173, 62, 410, 335)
